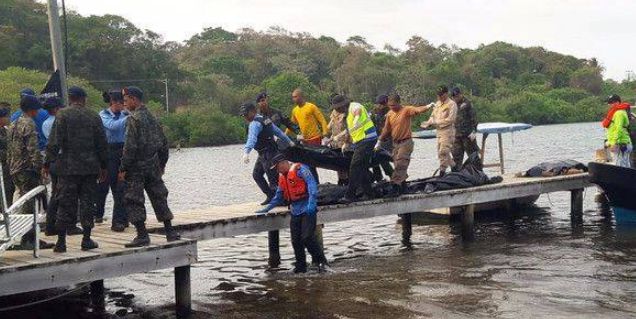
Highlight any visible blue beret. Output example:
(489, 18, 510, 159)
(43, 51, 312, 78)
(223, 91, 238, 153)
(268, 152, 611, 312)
(255, 92, 268, 103)
(20, 95, 42, 111)
(20, 88, 36, 97)
(43, 96, 64, 110)
(68, 86, 87, 98)
(122, 86, 143, 100)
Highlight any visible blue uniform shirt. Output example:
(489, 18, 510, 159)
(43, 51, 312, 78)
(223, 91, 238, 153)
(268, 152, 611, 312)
(264, 163, 318, 216)
(42, 115, 55, 140)
(11, 109, 50, 150)
(243, 114, 292, 154)
(99, 109, 128, 144)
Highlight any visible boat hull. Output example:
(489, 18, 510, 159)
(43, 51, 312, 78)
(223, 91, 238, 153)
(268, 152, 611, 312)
(588, 162, 636, 224)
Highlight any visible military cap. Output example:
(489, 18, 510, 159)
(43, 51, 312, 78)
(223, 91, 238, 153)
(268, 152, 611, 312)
(122, 86, 143, 100)
(68, 86, 87, 98)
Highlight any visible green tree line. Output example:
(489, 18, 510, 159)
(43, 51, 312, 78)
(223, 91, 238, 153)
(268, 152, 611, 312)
(2, 0, 636, 147)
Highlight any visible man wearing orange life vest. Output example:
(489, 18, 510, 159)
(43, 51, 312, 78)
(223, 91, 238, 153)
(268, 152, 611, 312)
(256, 153, 329, 273)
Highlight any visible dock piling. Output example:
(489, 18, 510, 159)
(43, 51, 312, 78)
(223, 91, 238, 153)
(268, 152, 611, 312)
(89, 280, 105, 310)
(267, 230, 281, 269)
(400, 213, 412, 247)
(175, 265, 191, 318)
(571, 189, 584, 216)
(461, 204, 475, 240)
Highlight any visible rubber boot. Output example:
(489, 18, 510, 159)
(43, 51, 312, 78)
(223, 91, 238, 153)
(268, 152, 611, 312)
(164, 220, 181, 242)
(125, 222, 151, 248)
(54, 230, 67, 253)
(81, 227, 99, 251)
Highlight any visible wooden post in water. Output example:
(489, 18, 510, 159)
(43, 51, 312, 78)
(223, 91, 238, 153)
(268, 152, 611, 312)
(174, 266, 191, 318)
(89, 280, 105, 310)
(400, 213, 412, 247)
(461, 204, 475, 240)
(571, 189, 584, 216)
(267, 230, 281, 269)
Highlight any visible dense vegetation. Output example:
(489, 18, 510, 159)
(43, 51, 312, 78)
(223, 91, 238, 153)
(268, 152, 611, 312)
(1, 0, 635, 147)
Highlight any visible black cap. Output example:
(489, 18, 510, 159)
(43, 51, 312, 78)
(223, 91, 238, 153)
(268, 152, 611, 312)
(103, 90, 124, 104)
(0, 106, 10, 117)
(256, 92, 268, 103)
(239, 102, 256, 116)
(375, 94, 388, 105)
(43, 96, 64, 110)
(20, 95, 42, 111)
(68, 86, 87, 98)
(269, 153, 287, 169)
(330, 94, 350, 109)
(451, 87, 462, 97)
(436, 85, 449, 96)
(122, 86, 143, 100)
(606, 94, 621, 104)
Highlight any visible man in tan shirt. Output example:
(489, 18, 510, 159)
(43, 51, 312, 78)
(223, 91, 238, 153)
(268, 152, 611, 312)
(376, 93, 431, 196)
(326, 103, 350, 185)
(422, 85, 458, 176)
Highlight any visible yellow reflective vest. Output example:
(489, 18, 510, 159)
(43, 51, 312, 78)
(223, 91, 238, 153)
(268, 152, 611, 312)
(346, 102, 377, 144)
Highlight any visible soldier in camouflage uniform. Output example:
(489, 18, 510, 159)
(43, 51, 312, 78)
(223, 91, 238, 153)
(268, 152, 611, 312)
(450, 87, 481, 171)
(0, 102, 15, 210)
(118, 86, 180, 247)
(7, 95, 53, 249)
(44, 86, 108, 253)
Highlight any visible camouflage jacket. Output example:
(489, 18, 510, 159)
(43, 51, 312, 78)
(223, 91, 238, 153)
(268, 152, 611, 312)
(120, 105, 169, 173)
(7, 115, 42, 176)
(455, 98, 478, 137)
(0, 126, 8, 166)
(45, 103, 108, 176)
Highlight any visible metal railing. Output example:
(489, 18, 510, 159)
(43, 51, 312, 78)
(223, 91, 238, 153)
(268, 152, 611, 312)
(0, 160, 47, 257)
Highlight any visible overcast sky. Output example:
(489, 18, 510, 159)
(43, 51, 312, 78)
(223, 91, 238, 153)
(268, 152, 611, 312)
(63, 0, 635, 81)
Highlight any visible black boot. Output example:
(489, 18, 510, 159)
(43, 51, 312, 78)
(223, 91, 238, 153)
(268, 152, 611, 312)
(81, 227, 99, 251)
(125, 222, 151, 247)
(54, 230, 67, 253)
(164, 220, 181, 242)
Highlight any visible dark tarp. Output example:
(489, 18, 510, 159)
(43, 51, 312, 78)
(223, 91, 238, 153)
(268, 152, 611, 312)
(284, 144, 392, 172)
(316, 152, 502, 205)
(519, 160, 588, 177)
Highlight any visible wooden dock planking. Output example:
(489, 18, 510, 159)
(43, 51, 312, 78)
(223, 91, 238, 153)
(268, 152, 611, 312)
(0, 229, 197, 297)
(0, 173, 591, 314)
(147, 174, 591, 240)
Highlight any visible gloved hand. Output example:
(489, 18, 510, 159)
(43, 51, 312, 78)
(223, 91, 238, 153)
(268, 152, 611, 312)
(341, 143, 348, 154)
(288, 140, 296, 147)
(321, 137, 332, 146)
(373, 140, 382, 152)
(468, 132, 477, 141)
(242, 153, 250, 164)
(296, 134, 304, 141)
(427, 102, 436, 108)
(255, 208, 269, 215)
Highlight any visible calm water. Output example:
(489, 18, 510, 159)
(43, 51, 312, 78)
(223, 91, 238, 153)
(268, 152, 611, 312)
(7, 122, 636, 318)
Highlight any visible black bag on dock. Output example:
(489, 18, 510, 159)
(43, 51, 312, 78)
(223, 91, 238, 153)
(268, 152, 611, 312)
(520, 160, 587, 177)
(405, 153, 501, 194)
(284, 144, 392, 172)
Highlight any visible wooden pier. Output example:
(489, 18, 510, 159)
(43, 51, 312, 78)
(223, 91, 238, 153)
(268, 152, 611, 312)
(0, 173, 591, 316)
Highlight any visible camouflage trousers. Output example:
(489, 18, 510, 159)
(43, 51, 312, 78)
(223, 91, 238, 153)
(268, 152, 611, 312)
(1, 166, 15, 209)
(12, 171, 40, 215)
(452, 135, 480, 169)
(124, 168, 174, 224)
(55, 175, 97, 231)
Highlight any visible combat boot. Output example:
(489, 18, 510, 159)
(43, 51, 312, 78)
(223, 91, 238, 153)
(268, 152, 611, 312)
(164, 220, 181, 242)
(54, 231, 67, 253)
(125, 222, 151, 248)
(81, 228, 99, 251)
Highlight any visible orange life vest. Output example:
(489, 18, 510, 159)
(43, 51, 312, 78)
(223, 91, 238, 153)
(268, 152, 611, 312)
(278, 163, 308, 202)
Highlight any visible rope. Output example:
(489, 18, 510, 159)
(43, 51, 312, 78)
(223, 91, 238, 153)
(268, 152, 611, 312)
(0, 283, 91, 312)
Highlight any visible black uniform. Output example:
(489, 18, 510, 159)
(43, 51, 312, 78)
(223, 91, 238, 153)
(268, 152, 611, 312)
(250, 115, 279, 199)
